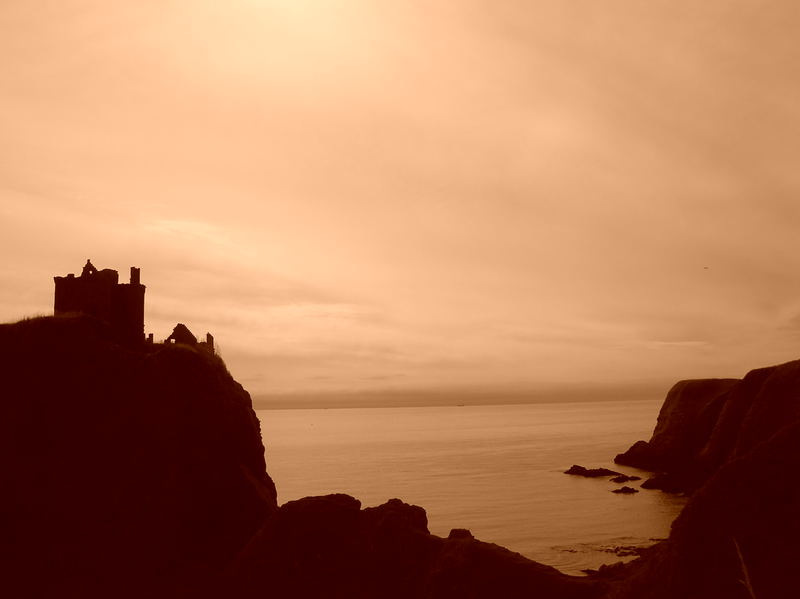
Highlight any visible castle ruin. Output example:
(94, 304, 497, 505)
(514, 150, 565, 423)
(54, 260, 215, 354)
(166, 323, 215, 354)
(54, 260, 145, 345)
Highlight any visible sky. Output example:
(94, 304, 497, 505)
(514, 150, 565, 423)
(3, 1, 800, 400)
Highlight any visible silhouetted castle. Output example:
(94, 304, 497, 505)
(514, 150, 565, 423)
(53, 260, 215, 353)
(166, 323, 215, 354)
(54, 260, 145, 345)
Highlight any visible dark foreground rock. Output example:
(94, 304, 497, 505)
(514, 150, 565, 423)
(613, 366, 800, 493)
(229, 494, 604, 599)
(609, 419, 800, 599)
(1, 316, 605, 599)
(6, 314, 800, 598)
(448, 528, 475, 540)
(564, 465, 622, 477)
(1, 316, 277, 598)
(614, 379, 739, 475)
(608, 359, 800, 598)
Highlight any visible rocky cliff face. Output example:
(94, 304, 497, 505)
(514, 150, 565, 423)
(616, 378, 738, 470)
(609, 359, 800, 598)
(2, 316, 601, 599)
(6, 315, 799, 598)
(1, 315, 277, 598)
(614, 363, 800, 492)
(609, 417, 800, 599)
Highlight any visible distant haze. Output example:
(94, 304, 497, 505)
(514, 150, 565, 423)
(3, 1, 800, 398)
(252, 382, 668, 410)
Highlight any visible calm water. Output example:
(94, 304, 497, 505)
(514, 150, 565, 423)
(256, 400, 686, 575)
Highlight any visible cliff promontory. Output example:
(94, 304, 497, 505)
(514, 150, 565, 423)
(2, 315, 277, 597)
(1, 316, 601, 598)
(5, 314, 800, 598)
(610, 359, 800, 597)
(616, 361, 800, 493)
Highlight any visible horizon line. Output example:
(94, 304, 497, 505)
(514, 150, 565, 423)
(251, 381, 678, 410)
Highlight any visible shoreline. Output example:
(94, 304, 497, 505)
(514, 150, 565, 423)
(256, 400, 683, 577)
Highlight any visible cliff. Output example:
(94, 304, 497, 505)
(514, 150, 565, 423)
(5, 315, 799, 598)
(615, 360, 800, 493)
(1, 315, 277, 598)
(608, 416, 800, 599)
(1, 315, 601, 599)
(609, 359, 800, 597)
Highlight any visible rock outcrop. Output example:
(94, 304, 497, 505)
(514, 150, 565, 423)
(229, 494, 604, 599)
(609, 475, 640, 483)
(564, 465, 622, 477)
(6, 314, 800, 598)
(1, 316, 604, 599)
(608, 418, 800, 599)
(607, 359, 800, 598)
(1, 315, 277, 598)
(617, 361, 800, 494)
(614, 378, 738, 487)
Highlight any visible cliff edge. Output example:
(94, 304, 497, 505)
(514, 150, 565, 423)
(1, 316, 601, 599)
(615, 361, 800, 493)
(5, 315, 799, 598)
(1, 315, 277, 598)
(609, 359, 800, 598)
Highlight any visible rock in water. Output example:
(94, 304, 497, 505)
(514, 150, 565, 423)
(565, 464, 622, 477)
(611, 486, 639, 494)
(610, 474, 641, 483)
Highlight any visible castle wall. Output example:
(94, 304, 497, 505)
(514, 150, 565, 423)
(112, 283, 146, 345)
(54, 269, 119, 323)
(54, 265, 145, 345)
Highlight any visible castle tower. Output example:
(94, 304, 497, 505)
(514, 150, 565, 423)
(54, 260, 146, 345)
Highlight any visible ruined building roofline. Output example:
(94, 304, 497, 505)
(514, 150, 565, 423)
(56, 260, 144, 286)
(54, 260, 146, 346)
(53, 260, 215, 355)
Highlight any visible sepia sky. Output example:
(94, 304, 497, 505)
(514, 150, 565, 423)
(3, 1, 800, 398)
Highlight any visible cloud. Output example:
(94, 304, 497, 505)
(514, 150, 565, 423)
(2, 1, 800, 394)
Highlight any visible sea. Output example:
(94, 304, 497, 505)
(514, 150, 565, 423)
(256, 399, 686, 575)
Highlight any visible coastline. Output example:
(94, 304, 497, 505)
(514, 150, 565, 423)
(5, 315, 800, 597)
(256, 400, 684, 575)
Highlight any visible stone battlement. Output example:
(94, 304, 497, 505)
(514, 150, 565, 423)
(54, 260, 145, 345)
(53, 260, 215, 354)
